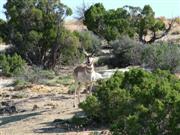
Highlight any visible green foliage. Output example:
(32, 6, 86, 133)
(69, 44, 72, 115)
(58, 29, 84, 65)
(84, 3, 134, 41)
(80, 69, 180, 135)
(137, 5, 166, 43)
(0, 53, 26, 76)
(84, 3, 105, 35)
(79, 96, 101, 121)
(4, 0, 72, 68)
(84, 4, 167, 42)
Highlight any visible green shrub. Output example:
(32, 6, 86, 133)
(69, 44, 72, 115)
(79, 96, 101, 121)
(80, 69, 180, 135)
(0, 53, 26, 76)
(109, 37, 180, 73)
(111, 36, 145, 67)
(142, 43, 180, 73)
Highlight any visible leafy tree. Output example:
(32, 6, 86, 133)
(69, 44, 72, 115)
(136, 5, 172, 43)
(84, 4, 172, 43)
(84, 3, 134, 41)
(4, 0, 72, 68)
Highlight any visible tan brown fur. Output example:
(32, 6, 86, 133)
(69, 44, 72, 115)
(73, 52, 96, 107)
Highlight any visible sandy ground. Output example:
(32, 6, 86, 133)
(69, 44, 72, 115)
(0, 44, 11, 52)
(0, 77, 14, 89)
(0, 81, 107, 135)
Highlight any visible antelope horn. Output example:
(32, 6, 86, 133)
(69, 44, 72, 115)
(82, 48, 89, 57)
(90, 49, 96, 57)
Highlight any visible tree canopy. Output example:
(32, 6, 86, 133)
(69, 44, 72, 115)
(4, 0, 73, 68)
(84, 3, 172, 43)
(84, 3, 134, 41)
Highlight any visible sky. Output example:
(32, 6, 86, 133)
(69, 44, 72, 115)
(0, 0, 180, 20)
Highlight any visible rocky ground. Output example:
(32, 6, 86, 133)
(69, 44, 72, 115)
(0, 78, 109, 135)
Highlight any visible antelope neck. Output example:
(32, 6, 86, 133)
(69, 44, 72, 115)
(85, 64, 94, 73)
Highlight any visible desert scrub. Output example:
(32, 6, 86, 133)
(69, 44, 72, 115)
(110, 37, 180, 73)
(111, 36, 145, 67)
(142, 43, 180, 73)
(45, 74, 73, 86)
(14, 65, 74, 87)
(80, 69, 180, 135)
(171, 30, 180, 35)
(68, 83, 76, 94)
(14, 66, 56, 86)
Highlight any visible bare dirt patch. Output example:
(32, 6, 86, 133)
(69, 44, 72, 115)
(0, 83, 108, 135)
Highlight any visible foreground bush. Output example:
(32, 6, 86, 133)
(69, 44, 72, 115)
(80, 69, 180, 135)
(0, 53, 26, 76)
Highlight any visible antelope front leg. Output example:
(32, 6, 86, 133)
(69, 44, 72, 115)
(89, 82, 94, 95)
(74, 82, 81, 108)
(88, 82, 93, 95)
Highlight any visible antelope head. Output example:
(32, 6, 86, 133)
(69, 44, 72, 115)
(83, 49, 95, 66)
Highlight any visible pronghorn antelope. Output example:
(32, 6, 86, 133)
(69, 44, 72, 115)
(73, 49, 99, 107)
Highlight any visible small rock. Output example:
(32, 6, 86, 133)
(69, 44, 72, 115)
(32, 104, 39, 111)
(0, 105, 17, 114)
(100, 130, 111, 135)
